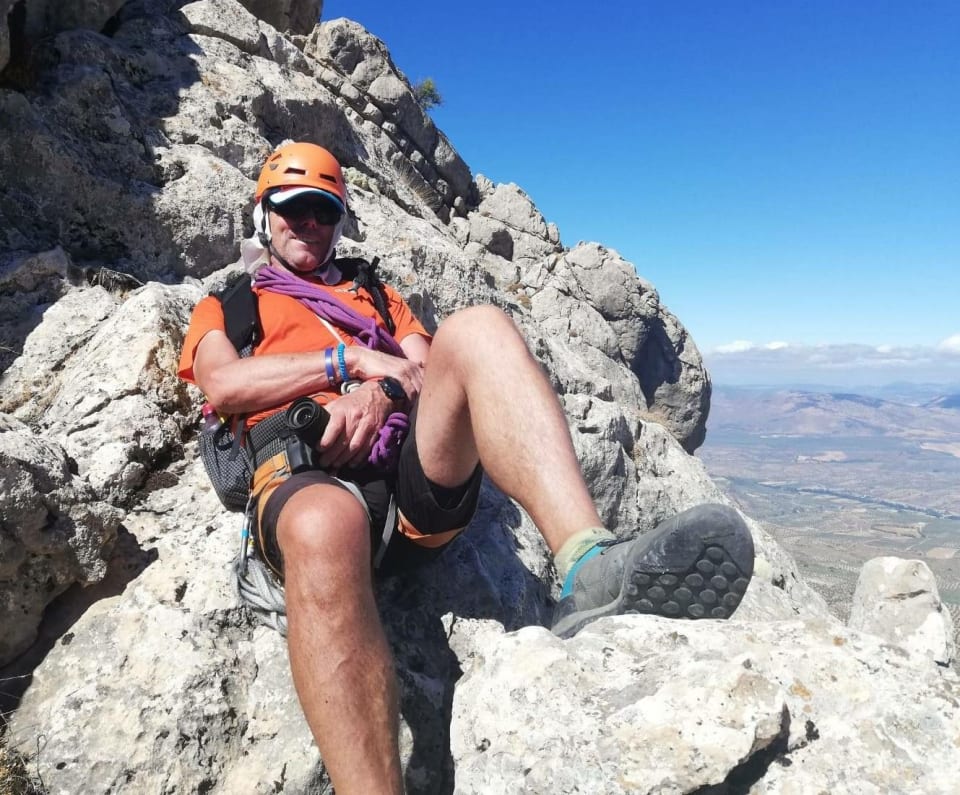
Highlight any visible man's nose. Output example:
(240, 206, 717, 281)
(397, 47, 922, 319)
(295, 212, 322, 229)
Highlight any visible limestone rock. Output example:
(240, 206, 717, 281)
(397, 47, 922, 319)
(311, 19, 437, 157)
(525, 242, 710, 451)
(181, 0, 263, 54)
(0, 415, 121, 665)
(849, 556, 955, 665)
(0, 0, 126, 76)
(469, 182, 562, 262)
(24, 0, 127, 36)
(467, 212, 515, 260)
(0, 285, 119, 420)
(0, 2, 334, 279)
(0, 264, 819, 789)
(307, 16, 392, 88)
(237, 0, 321, 36)
(256, 18, 311, 71)
(151, 145, 251, 274)
(307, 18, 473, 204)
(450, 617, 960, 794)
(0, 247, 76, 374)
(5, 457, 549, 793)
(1, 282, 200, 503)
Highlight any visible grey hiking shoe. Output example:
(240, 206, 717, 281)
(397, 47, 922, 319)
(551, 503, 754, 638)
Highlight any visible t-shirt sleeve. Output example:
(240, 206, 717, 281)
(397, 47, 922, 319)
(178, 295, 226, 385)
(385, 286, 432, 343)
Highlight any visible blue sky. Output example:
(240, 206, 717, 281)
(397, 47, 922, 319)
(322, 1, 960, 386)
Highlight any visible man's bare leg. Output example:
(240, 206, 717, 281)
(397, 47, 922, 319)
(414, 306, 754, 637)
(277, 482, 403, 795)
(414, 305, 603, 554)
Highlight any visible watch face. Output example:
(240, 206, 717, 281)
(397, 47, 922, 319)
(379, 377, 406, 401)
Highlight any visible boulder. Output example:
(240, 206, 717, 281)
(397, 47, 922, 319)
(1, 281, 200, 503)
(849, 556, 955, 665)
(0, 415, 121, 665)
(0, 247, 76, 374)
(450, 617, 960, 793)
(181, 0, 263, 54)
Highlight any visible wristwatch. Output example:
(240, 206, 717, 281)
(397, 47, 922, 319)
(378, 376, 407, 404)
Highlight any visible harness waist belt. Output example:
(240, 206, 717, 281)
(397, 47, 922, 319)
(246, 410, 294, 455)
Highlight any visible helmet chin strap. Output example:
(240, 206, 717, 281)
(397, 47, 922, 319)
(266, 240, 298, 272)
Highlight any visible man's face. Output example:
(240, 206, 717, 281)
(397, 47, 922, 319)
(267, 194, 342, 272)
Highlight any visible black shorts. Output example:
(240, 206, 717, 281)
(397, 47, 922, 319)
(257, 406, 482, 578)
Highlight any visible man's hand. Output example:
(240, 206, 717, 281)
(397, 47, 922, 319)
(347, 347, 425, 402)
(317, 381, 392, 470)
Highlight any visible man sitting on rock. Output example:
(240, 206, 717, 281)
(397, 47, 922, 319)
(178, 141, 754, 794)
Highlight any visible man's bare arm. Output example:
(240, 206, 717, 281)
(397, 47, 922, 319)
(193, 330, 430, 415)
(193, 330, 334, 414)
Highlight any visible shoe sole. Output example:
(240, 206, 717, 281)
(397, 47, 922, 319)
(553, 504, 754, 638)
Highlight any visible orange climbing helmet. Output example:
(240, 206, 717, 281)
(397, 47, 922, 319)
(255, 142, 348, 210)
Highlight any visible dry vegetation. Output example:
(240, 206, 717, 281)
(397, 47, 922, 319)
(0, 739, 42, 795)
(1, 680, 43, 795)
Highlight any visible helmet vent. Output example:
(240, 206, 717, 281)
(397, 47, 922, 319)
(285, 167, 307, 176)
(319, 173, 337, 184)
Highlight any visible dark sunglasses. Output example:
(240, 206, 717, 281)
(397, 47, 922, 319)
(268, 195, 343, 226)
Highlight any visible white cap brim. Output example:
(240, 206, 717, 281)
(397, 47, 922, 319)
(267, 186, 345, 213)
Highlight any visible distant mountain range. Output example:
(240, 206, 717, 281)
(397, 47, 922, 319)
(925, 394, 960, 410)
(709, 385, 960, 438)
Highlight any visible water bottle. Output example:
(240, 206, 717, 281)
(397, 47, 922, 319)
(200, 402, 221, 434)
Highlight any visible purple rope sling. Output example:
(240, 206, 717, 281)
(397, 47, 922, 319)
(254, 265, 410, 470)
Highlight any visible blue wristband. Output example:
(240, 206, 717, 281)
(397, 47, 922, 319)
(324, 348, 338, 384)
(337, 343, 349, 383)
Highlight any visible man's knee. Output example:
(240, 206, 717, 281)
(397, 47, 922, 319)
(433, 304, 523, 353)
(276, 484, 370, 571)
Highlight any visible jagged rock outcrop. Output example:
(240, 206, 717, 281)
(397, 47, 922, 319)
(1, 2, 956, 793)
(0, 0, 127, 74)
(305, 17, 473, 214)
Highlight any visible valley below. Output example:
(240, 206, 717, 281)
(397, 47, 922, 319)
(698, 385, 960, 637)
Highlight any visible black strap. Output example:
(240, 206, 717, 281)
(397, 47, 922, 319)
(364, 257, 397, 336)
(217, 273, 261, 352)
(338, 256, 397, 335)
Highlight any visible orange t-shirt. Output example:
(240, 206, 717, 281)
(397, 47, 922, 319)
(178, 274, 430, 427)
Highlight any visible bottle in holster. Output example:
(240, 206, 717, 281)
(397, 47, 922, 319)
(201, 402, 221, 434)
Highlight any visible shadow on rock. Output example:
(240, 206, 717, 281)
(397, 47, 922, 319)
(375, 483, 552, 793)
(0, 525, 158, 719)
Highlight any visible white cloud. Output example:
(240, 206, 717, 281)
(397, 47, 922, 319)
(704, 341, 960, 386)
(713, 340, 755, 354)
(937, 334, 960, 355)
